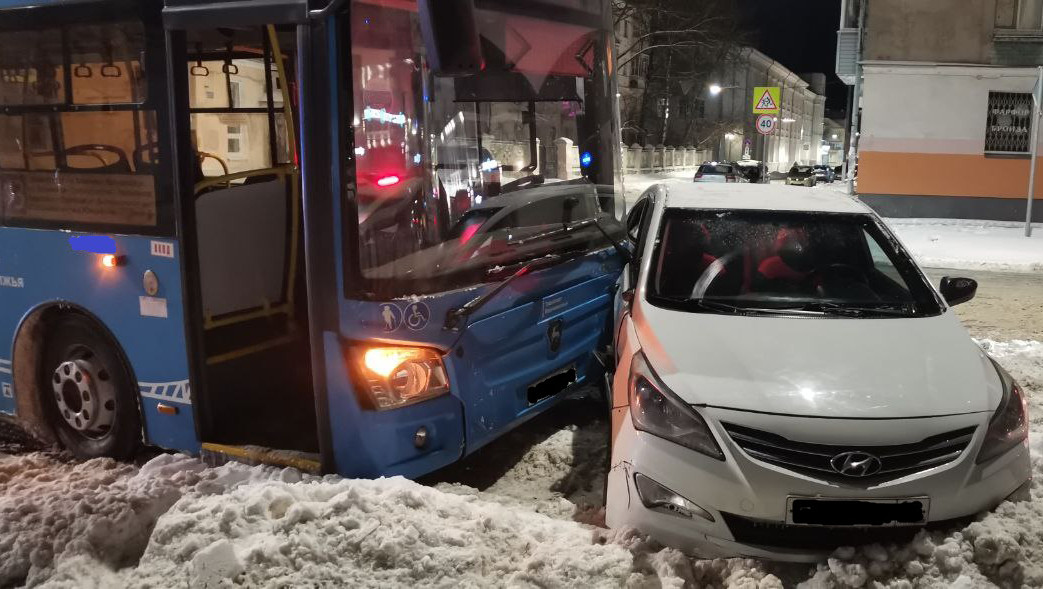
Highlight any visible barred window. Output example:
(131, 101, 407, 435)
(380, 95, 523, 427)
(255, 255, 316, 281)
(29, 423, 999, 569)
(985, 92, 1033, 154)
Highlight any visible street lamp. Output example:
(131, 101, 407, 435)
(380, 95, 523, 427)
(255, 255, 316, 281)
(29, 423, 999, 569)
(708, 83, 738, 96)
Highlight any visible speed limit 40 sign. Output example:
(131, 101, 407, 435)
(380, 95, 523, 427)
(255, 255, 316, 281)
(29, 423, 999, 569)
(756, 114, 777, 135)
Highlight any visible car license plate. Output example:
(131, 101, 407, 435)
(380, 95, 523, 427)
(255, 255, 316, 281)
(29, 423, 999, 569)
(786, 497, 929, 526)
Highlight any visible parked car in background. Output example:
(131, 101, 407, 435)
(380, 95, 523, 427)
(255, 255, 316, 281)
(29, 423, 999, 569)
(607, 182, 1031, 561)
(813, 165, 835, 183)
(736, 160, 768, 184)
(694, 162, 743, 183)
(786, 165, 817, 187)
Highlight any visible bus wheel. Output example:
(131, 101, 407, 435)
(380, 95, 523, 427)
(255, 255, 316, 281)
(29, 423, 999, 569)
(41, 315, 140, 460)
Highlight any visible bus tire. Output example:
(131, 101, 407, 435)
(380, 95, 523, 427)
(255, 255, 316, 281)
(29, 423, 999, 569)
(40, 314, 141, 460)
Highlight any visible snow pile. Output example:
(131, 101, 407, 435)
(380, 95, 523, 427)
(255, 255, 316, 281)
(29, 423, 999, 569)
(0, 452, 207, 587)
(886, 218, 1043, 273)
(47, 475, 637, 588)
(436, 421, 608, 523)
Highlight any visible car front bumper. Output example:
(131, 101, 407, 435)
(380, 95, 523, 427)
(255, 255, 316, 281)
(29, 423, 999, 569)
(606, 408, 1032, 562)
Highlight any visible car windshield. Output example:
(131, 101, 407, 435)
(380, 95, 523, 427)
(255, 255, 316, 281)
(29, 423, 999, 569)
(791, 166, 813, 174)
(646, 209, 942, 317)
(699, 164, 733, 174)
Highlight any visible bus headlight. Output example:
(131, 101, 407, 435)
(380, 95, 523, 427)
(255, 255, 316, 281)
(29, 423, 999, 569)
(351, 346, 450, 410)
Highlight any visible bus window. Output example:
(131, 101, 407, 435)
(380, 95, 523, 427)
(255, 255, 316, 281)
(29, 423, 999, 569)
(0, 20, 164, 230)
(187, 29, 296, 181)
(348, 0, 624, 297)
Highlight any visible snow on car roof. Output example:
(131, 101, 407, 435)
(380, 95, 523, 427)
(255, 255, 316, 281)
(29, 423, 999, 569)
(662, 182, 873, 215)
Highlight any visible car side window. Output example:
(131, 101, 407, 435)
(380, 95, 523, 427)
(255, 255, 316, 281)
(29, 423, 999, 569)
(864, 228, 905, 285)
(626, 198, 648, 242)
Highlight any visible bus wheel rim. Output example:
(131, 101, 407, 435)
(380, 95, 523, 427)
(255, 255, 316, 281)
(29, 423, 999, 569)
(51, 356, 118, 439)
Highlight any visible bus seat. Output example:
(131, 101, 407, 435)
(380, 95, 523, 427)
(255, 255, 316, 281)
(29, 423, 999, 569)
(195, 179, 288, 318)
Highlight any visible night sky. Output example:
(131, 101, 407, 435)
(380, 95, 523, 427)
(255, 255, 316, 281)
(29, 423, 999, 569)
(738, 0, 847, 114)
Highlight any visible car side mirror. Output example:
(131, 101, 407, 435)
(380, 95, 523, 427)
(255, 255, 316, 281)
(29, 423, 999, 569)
(940, 276, 977, 306)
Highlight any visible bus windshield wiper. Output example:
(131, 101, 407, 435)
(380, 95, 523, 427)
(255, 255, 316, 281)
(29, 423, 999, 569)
(445, 216, 627, 331)
(444, 253, 565, 331)
(506, 218, 597, 247)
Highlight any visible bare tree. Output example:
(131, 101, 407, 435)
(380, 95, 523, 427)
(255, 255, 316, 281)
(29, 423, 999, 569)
(614, 0, 747, 146)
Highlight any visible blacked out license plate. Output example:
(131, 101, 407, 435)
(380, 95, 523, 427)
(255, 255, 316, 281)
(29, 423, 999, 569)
(787, 497, 929, 526)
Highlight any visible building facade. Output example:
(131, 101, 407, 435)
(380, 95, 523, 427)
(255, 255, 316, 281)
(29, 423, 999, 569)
(705, 48, 826, 172)
(839, 0, 1043, 221)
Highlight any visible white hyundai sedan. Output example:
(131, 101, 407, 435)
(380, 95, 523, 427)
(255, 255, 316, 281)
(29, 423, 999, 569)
(606, 183, 1031, 561)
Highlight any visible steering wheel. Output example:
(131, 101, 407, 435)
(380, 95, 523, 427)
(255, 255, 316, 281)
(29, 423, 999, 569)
(501, 174, 545, 194)
(63, 144, 131, 172)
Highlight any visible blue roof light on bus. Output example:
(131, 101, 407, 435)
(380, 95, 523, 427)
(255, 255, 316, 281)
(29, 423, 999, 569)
(580, 151, 593, 168)
(69, 235, 116, 255)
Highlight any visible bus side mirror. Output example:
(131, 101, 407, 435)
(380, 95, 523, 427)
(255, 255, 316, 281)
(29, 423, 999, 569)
(418, 0, 482, 76)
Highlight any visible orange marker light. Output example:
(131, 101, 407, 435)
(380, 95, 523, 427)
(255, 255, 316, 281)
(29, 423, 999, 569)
(100, 254, 125, 268)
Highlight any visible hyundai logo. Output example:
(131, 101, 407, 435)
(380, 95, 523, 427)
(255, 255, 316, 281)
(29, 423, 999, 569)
(829, 451, 883, 477)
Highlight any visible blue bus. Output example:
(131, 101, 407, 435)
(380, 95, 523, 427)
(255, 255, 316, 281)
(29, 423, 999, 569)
(0, 0, 626, 478)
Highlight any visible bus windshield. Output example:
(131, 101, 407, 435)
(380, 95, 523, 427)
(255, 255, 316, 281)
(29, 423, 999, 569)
(348, 0, 622, 297)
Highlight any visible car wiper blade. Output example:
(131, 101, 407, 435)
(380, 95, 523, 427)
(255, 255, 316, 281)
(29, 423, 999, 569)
(797, 302, 915, 317)
(656, 297, 759, 316)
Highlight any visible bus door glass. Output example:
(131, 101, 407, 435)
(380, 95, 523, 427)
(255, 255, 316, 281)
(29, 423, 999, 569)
(328, 0, 624, 477)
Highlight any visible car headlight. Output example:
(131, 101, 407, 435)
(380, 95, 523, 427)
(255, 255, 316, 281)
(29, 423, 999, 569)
(976, 360, 1029, 464)
(350, 346, 450, 410)
(628, 351, 724, 460)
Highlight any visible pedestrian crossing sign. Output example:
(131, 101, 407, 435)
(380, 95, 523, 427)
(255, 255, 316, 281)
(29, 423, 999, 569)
(753, 86, 781, 114)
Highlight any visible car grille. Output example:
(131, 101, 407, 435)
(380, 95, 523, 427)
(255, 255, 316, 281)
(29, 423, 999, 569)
(721, 513, 972, 550)
(722, 423, 977, 484)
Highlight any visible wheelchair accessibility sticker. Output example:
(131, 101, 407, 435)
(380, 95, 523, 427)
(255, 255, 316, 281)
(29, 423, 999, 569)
(404, 302, 430, 331)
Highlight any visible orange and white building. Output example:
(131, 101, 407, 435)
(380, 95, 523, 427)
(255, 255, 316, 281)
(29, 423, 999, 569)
(838, 0, 1043, 222)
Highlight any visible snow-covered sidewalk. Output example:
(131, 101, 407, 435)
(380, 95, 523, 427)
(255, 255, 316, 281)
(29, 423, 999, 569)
(886, 218, 1043, 274)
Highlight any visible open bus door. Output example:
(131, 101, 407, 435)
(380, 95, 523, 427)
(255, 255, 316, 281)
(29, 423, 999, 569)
(319, 0, 627, 478)
(163, 1, 329, 472)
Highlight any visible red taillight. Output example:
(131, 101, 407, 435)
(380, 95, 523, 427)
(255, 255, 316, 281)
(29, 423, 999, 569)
(694, 173, 703, 179)
(726, 175, 736, 182)
(376, 175, 401, 187)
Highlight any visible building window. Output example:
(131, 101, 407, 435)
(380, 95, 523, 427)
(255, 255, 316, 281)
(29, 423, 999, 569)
(996, 0, 1043, 29)
(985, 92, 1033, 153)
(227, 124, 243, 154)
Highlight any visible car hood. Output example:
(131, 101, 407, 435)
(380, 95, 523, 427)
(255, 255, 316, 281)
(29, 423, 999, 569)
(635, 303, 1001, 418)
